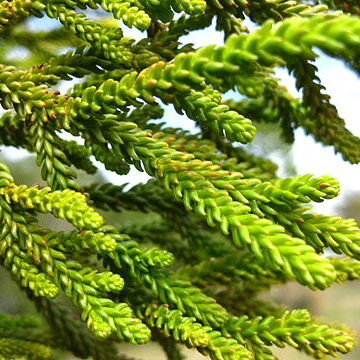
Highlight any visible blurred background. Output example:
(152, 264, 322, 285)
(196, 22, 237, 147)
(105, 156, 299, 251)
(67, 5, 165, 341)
(1, 12, 360, 360)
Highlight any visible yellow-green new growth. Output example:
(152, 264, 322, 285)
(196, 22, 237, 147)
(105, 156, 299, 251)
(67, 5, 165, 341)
(0, 1, 360, 360)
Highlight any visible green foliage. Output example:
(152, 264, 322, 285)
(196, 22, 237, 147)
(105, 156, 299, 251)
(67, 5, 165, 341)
(0, 1, 360, 360)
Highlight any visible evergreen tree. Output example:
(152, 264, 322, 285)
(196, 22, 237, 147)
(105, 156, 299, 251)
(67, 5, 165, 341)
(0, 1, 360, 359)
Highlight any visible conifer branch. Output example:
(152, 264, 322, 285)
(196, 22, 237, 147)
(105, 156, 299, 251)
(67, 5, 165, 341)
(1, 3, 360, 359)
(0, 0, 44, 32)
(135, 303, 253, 360)
(223, 310, 355, 358)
